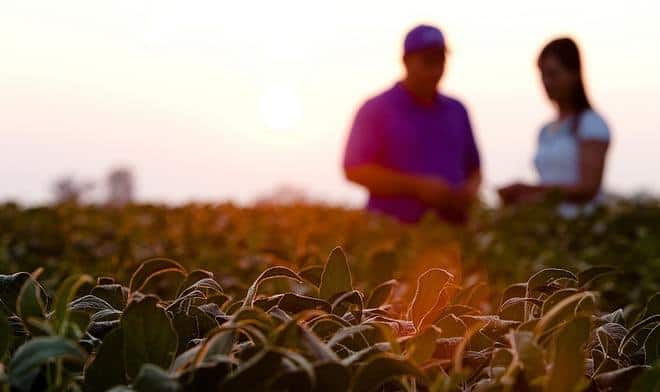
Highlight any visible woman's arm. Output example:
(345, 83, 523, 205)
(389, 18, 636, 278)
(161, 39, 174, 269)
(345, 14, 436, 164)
(511, 139, 609, 204)
(553, 139, 609, 202)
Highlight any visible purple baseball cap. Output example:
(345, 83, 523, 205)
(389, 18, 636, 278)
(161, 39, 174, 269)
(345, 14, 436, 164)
(404, 24, 446, 55)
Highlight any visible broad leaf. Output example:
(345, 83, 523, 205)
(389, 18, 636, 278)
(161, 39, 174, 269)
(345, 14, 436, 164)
(129, 258, 186, 294)
(366, 279, 397, 309)
(84, 327, 128, 392)
(545, 316, 591, 392)
(319, 247, 352, 301)
(577, 265, 616, 288)
(244, 266, 303, 307)
(526, 268, 576, 296)
(121, 295, 178, 379)
(220, 348, 285, 391)
(53, 274, 93, 336)
(408, 268, 454, 330)
(133, 364, 181, 392)
(351, 353, 424, 392)
(9, 336, 85, 390)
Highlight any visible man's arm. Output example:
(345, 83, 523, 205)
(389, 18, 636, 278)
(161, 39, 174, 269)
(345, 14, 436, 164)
(344, 164, 467, 210)
(344, 164, 425, 198)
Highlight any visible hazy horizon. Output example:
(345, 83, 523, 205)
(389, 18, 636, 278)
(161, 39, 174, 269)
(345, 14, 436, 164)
(2, 1, 659, 206)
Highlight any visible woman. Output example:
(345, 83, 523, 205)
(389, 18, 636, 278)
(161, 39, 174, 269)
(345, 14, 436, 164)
(499, 37, 611, 217)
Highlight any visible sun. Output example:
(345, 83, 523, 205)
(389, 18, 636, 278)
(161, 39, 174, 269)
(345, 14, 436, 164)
(258, 86, 303, 132)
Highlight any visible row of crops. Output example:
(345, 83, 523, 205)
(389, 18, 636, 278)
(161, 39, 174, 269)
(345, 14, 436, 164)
(0, 200, 659, 390)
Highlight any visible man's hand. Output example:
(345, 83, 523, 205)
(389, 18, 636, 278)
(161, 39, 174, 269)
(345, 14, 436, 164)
(415, 177, 452, 207)
(498, 183, 525, 205)
(415, 177, 474, 212)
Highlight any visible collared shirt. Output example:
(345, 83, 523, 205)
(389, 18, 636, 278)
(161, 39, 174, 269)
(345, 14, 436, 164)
(344, 82, 481, 223)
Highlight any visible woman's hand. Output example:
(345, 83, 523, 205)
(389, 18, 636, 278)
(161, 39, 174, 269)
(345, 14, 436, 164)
(498, 183, 526, 205)
(497, 182, 550, 205)
(498, 183, 546, 205)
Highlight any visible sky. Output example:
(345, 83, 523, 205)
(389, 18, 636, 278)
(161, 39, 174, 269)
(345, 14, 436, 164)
(1, 0, 659, 206)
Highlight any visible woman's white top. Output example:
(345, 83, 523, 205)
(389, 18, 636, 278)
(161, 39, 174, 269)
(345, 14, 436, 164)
(533, 109, 611, 218)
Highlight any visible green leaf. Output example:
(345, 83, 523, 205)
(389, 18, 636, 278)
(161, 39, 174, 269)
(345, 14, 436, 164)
(642, 292, 660, 319)
(53, 274, 93, 336)
(541, 288, 578, 316)
(618, 315, 660, 356)
(90, 284, 128, 310)
(129, 258, 186, 294)
(577, 265, 616, 288)
(408, 268, 454, 330)
(176, 269, 217, 296)
(644, 323, 660, 364)
(407, 326, 440, 365)
(319, 247, 353, 301)
(535, 291, 595, 338)
(299, 265, 324, 287)
(121, 295, 178, 379)
(69, 294, 117, 314)
(545, 315, 591, 392)
(432, 304, 479, 322)
(84, 326, 127, 392)
(16, 276, 48, 335)
(499, 297, 543, 317)
(133, 364, 181, 392)
(435, 314, 467, 338)
(272, 320, 338, 362)
(630, 364, 660, 392)
(596, 323, 628, 357)
(194, 328, 236, 366)
(0, 309, 9, 360)
(327, 324, 372, 350)
(313, 361, 350, 392)
(453, 319, 489, 372)
(504, 331, 545, 383)
(452, 282, 488, 307)
(0, 272, 30, 315)
(177, 277, 223, 300)
(526, 268, 577, 296)
(351, 353, 424, 392)
(600, 308, 625, 325)
(220, 348, 285, 391)
(331, 290, 364, 323)
(501, 283, 527, 304)
(278, 293, 331, 314)
(367, 279, 397, 309)
(244, 266, 303, 307)
(9, 336, 85, 390)
(231, 306, 274, 332)
(177, 358, 233, 390)
(594, 365, 651, 392)
(269, 349, 316, 391)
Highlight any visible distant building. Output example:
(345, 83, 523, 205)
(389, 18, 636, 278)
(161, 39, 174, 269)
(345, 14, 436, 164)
(52, 177, 93, 204)
(107, 168, 134, 207)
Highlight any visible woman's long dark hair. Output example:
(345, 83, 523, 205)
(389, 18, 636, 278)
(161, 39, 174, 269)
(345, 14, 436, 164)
(538, 37, 591, 132)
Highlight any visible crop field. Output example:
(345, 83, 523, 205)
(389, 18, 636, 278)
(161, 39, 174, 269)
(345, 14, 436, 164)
(0, 200, 659, 391)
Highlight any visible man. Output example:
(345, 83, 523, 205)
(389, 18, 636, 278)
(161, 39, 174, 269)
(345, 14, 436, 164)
(343, 24, 482, 224)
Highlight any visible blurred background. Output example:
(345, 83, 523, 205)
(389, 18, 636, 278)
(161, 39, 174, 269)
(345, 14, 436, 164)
(1, 0, 658, 205)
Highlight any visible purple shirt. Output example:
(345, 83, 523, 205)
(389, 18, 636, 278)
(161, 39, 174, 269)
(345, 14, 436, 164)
(344, 82, 480, 223)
